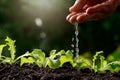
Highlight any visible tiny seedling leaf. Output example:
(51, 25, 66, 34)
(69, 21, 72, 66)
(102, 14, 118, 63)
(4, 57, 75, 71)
(92, 51, 103, 72)
(47, 58, 61, 69)
(60, 50, 74, 67)
(107, 61, 120, 73)
(0, 44, 6, 60)
(30, 49, 46, 67)
(75, 56, 92, 69)
(20, 57, 35, 66)
(47, 50, 61, 69)
(5, 37, 16, 63)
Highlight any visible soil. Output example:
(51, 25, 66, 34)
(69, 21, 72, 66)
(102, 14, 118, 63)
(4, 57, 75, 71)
(0, 62, 120, 80)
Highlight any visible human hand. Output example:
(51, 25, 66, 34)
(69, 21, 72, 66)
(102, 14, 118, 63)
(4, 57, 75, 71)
(66, 0, 120, 24)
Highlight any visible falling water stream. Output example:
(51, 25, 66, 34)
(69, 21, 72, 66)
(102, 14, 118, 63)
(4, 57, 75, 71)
(74, 23, 79, 57)
(71, 23, 79, 57)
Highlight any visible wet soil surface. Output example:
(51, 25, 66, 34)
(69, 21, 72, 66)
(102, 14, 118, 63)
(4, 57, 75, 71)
(0, 62, 120, 80)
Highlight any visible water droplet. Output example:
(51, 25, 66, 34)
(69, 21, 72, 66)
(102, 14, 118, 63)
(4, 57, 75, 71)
(40, 32, 46, 39)
(71, 50, 74, 53)
(72, 38, 74, 42)
(71, 44, 74, 48)
(35, 17, 43, 27)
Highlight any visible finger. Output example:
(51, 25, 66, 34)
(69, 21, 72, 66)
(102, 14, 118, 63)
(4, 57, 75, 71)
(76, 13, 88, 23)
(83, 4, 91, 10)
(86, 4, 108, 14)
(87, 12, 106, 20)
(66, 12, 76, 21)
(76, 12, 105, 23)
(69, 14, 78, 24)
(69, 0, 88, 12)
(86, 0, 116, 14)
(69, 12, 85, 24)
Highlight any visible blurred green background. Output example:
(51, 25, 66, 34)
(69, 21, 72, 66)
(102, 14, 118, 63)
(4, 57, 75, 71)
(0, 0, 120, 57)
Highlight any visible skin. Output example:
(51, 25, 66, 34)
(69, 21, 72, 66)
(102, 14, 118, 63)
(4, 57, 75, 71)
(66, 0, 120, 24)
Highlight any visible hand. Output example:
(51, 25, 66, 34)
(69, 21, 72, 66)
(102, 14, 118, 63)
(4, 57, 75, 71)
(66, 0, 120, 24)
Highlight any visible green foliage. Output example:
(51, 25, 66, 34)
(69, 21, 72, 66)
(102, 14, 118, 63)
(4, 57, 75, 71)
(5, 37, 16, 63)
(107, 61, 120, 73)
(91, 51, 120, 73)
(74, 56, 92, 69)
(20, 57, 35, 66)
(0, 37, 120, 73)
(20, 49, 46, 67)
(0, 44, 6, 60)
(75, 51, 120, 73)
(92, 51, 105, 72)
(59, 50, 75, 67)
(0, 37, 16, 64)
(47, 50, 75, 69)
(0, 37, 32, 64)
(47, 50, 61, 69)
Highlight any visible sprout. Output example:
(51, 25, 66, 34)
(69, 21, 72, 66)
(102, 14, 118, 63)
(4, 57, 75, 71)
(0, 37, 120, 73)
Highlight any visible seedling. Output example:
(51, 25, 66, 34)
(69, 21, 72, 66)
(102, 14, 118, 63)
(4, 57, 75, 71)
(0, 37, 32, 64)
(47, 50, 76, 69)
(20, 49, 46, 67)
(0, 37, 120, 73)
(0, 37, 16, 64)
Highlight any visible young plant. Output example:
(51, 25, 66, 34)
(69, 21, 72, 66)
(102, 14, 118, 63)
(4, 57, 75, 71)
(107, 61, 120, 73)
(74, 56, 92, 69)
(0, 37, 30, 64)
(75, 51, 120, 73)
(0, 37, 120, 74)
(47, 50, 76, 69)
(1, 37, 16, 64)
(92, 51, 107, 73)
(47, 50, 61, 69)
(20, 49, 46, 67)
(91, 51, 120, 73)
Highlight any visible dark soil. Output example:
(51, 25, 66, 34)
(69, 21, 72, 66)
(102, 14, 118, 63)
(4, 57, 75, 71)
(0, 62, 120, 80)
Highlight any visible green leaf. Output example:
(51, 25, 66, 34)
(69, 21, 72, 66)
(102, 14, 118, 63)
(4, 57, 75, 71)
(47, 50, 75, 69)
(60, 50, 74, 67)
(47, 50, 62, 69)
(98, 55, 108, 73)
(0, 44, 6, 60)
(5, 37, 16, 63)
(47, 58, 61, 69)
(30, 49, 46, 67)
(57, 50, 66, 55)
(2, 57, 11, 64)
(107, 61, 120, 73)
(20, 57, 35, 66)
(92, 51, 103, 72)
(50, 50, 56, 56)
(75, 56, 92, 69)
